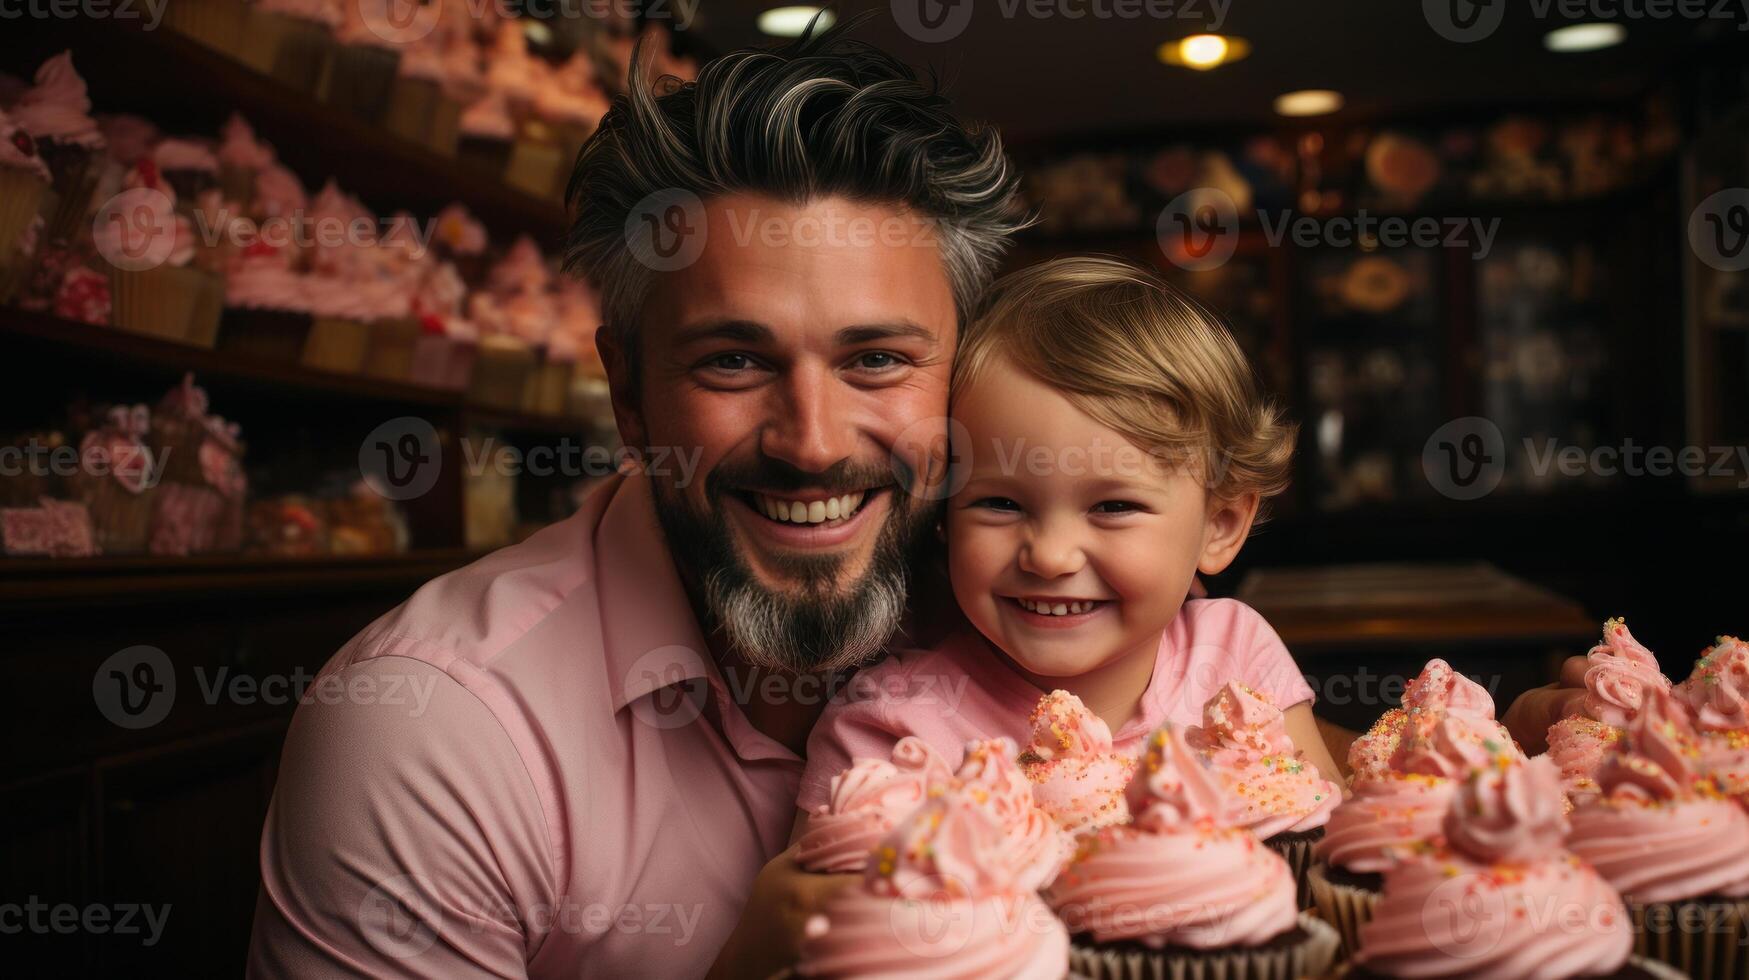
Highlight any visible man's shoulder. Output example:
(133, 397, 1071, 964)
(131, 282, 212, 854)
(335, 507, 598, 677)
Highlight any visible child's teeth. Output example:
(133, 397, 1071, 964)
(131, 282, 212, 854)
(1019, 599, 1097, 616)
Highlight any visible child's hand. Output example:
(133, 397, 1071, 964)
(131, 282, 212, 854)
(706, 844, 855, 980)
(1500, 656, 1589, 754)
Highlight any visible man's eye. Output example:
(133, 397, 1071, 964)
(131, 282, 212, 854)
(1092, 500, 1143, 514)
(705, 353, 756, 372)
(852, 351, 904, 371)
(972, 497, 1021, 511)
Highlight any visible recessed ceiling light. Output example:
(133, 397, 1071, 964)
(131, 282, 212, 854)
(758, 5, 835, 37)
(1543, 22, 1626, 52)
(1157, 34, 1252, 70)
(1274, 89, 1344, 117)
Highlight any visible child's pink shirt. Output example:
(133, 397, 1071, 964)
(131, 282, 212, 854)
(798, 597, 1314, 811)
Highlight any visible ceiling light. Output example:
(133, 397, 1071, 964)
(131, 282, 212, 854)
(1543, 22, 1626, 52)
(759, 5, 834, 37)
(1274, 89, 1344, 117)
(1158, 34, 1252, 70)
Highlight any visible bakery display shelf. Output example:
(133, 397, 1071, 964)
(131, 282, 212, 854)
(0, 548, 487, 606)
(4, 308, 459, 410)
(463, 406, 600, 436)
(21, 15, 565, 243)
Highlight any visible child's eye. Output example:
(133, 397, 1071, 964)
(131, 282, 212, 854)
(1092, 500, 1145, 514)
(971, 497, 1021, 512)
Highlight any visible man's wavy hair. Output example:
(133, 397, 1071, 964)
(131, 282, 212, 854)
(563, 19, 1026, 376)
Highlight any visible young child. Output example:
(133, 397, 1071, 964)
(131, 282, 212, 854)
(796, 255, 1341, 821)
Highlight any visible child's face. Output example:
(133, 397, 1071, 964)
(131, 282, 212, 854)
(946, 355, 1241, 680)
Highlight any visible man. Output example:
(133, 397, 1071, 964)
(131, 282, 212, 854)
(247, 25, 1023, 979)
(248, 24, 1585, 980)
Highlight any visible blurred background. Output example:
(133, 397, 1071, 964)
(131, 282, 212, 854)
(4, 0, 1747, 973)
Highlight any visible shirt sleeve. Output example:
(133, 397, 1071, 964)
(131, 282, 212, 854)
(248, 657, 554, 980)
(795, 659, 945, 814)
(1231, 601, 1317, 711)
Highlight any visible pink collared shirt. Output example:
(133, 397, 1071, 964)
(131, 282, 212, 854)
(248, 474, 802, 979)
(797, 598, 1315, 811)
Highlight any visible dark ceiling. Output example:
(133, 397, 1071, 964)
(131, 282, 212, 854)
(681, 0, 1733, 141)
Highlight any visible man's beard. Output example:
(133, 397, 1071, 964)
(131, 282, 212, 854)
(648, 457, 935, 675)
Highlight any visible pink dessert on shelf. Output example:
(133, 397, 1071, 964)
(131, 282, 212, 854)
(1546, 618, 1673, 803)
(1353, 754, 1635, 979)
(796, 793, 1069, 979)
(1567, 688, 1749, 904)
(1018, 690, 1136, 838)
(1347, 658, 1515, 784)
(796, 736, 954, 875)
(11, 50, 105, 153)
(1673, 636, 1749, 802)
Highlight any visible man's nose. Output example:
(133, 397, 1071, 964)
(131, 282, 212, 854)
(760, 362, 856, 474)
(1017, 518, 1087, 579)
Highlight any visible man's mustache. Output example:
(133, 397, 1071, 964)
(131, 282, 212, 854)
(704, 457, 900, 498)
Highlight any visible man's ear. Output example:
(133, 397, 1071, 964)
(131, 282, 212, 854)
(596, 323, 646, 450)
(1198, 491, 1260, 577)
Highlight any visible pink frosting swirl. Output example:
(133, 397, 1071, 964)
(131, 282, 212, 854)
(1047, 725, 1297, 948)
(1315, 772, 1455, 874)
(1544, 716, 1621, 804)
(954, 738, 1066, 891)
(1583, 617, 1672, 729)
(12, 51, 103, 148)
(1020, 691, 1133, 837)
(1187, 683, 1340, 837)
(1356, 755, 1632, 979)
(797, 736, 953, 874)
(1348, 660, 1515, 784)
(226, 248, 313, 313)
(154, 138, 218, 174)
(1568, 690, 1749, 902)
(218, 114, 274, 171)
(798, 795, 1069, 979)
(1676, 635, 1749, 732)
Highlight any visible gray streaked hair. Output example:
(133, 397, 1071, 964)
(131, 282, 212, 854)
(563, 19, 1027, 371)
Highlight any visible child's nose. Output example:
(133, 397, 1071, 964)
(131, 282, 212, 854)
(1017, 521, 1087, 579)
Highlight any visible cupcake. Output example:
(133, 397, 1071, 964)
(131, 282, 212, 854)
(430, 202, 488, 283)
(954, 738, 1071, 892)
(796, 736, 955, 875)
(796, 793, 1069, 979)
(0, 107, 51, 300)
(1674, 635, 1749, 804)
(239, 0, 340, 94)
(1046, 724, 1338, 980)
(1547, 618, 1673, 804)
(97, 161, 215, 345)
(1018, 691, 1136, 839)
(152, 139, 219, 207)
(216, 114, 274, 205)
(1187, 681, 1340, 902)
(1348, 658, 1515, 784)
(1568, 688, 1749, 976)
(326, 0, 404, 122)
(221, 242, 315, 360)
(11, 51, 106, 248)
(406, 260, 478, 390)
(70, 404, 158, 555)
(1350, 754, 1653, 979)
(147, 374, 246, 556)
(458, 92, 515, 176)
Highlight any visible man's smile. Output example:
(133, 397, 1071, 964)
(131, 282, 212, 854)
(723, 486, 893, 550)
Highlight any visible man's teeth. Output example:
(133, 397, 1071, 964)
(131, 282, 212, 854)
(755, 491, 866, 524)
(1017, 598, 1099, 616)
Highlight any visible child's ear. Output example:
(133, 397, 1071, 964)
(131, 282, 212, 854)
(1198, 491, 1260, 576)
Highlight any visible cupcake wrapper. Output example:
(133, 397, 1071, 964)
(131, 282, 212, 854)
(264, 14, 332, 94)
(505, 139, 565, 200)
(110, 266, 206, 342)
(323, 45, 401, 122)
(163, 0, 247, 53)
(362, 318, 422, 382)
(1306, 862, 1378, 959)
(1069, 912, 1339, 980)
(457, 137, 514, 179)
(1264, 833, 1320, 910)
(470, 345, 537, 410)
(1331, 955, 1688, 979)
(73, 477, 157, 555)
(0, 170, 48, 299)
(523, 357, 572, 416)
(385, 77, 439, 146)
(1629, 898, 1749, 980)
(37, 144, 98, 248)
(303, 317, 370, 374)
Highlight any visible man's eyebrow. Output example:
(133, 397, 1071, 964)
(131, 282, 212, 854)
(672, 319, 775, 346)
(834, 322, 938, 345)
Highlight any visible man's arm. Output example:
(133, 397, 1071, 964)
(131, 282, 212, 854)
(249, 658, 554, 979)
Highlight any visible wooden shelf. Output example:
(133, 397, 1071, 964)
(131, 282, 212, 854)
(0, 548, 486, 607)
(15, 16, 567, 245)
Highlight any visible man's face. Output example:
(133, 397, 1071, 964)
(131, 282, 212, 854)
(613, 193, 958, 673)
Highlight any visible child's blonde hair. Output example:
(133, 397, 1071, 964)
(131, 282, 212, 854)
(955, 255, 1296, 510)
